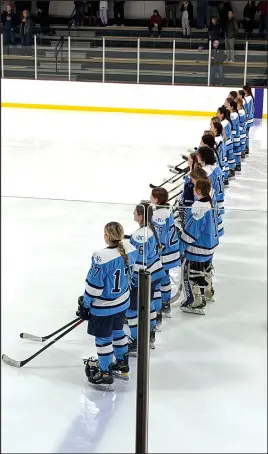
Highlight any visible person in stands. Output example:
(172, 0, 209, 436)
(165, 0, 178, 27)
(210, 39, 224, 85)
(113, 0, 125, 26)
(224, 10, 239, 63)
(208, 16, 220, 43)
(180, 0, 193, 38)
(149, 9, 162, 38)
(257, 0, 268, 39)
(243, 1, 256, 38)
(1, 3, 16, 47)
(20, 9, 33, 46)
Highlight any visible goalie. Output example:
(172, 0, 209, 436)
(178, 179, 219, 315)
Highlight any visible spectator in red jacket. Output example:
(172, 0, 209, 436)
(257, 0, 268, 38)
(149, 9, 162, 37)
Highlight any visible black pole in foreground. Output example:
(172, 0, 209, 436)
(135, 269, 151, 454)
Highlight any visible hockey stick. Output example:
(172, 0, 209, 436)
(149, 158, 187, 189)
(2, 319, 84, 368)
(19, 316, 81, 342)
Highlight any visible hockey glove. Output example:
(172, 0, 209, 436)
(76, 295, 91, 320)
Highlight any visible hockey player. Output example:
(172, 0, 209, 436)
(210, 119, 226, 171)
(243, 85, 255, 156)
(179, 178, 219, 315)
(174, 153, 199, 228)
(150, 187, 181, 324)
(127, 203, 166, 354)
(216, 106, 235, 181)
(78, 222, 137, 391)
(227, 99, 241, 172)
(196, 146, 225, 216)
(236, 96, 247, 159)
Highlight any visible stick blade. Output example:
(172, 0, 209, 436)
(20, 333, 43, 342)
(2, 354, 22, 368)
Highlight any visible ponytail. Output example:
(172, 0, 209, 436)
(243, 85, 255, 105)
(116, 241, 129, 265)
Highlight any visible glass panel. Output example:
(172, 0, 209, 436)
(102, 38, 138, 84)
(175, 39, 208, 86)
(2, 36, 35, 80)
(139, 38, 172, 85)
(246, 39, 267, 87)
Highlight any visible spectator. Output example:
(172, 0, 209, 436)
(99, 1, 108, 26)
(113, 0, 125, 26)
(36, 1, 50, 36)
(74, 1, 85, 26)
(180, 0, 193, 39)
(165, 1, 178, 27)
(14, 1, 32, 21)
(210, 39, 224, 85)
(208, 16, 220, 42)
(1, 4, 16, 47)
(206, 0, 219, 27)
(224, 10, 238, 62)
(20, 9, 33, 46)
(257, 0, 268, 39)
(218, 0, 232, 34)
(243, 1, 256, 38)
(149, 9, 162, 37)
(87, 1, 98, 26)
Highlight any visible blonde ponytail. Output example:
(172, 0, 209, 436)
(104, 222, 129, 265)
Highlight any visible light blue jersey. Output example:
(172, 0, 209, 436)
(152, 206, 181, 270)
(179, 198, 219, 262)
(203, 163, 225, 215)
(245, 95, 254, 128)
(238, 108, 247, 152)
(231, 112, 241, 164)
(221, 118, 235, 171)
(83, 240, 137, 316)
(130, 226, 166, 285)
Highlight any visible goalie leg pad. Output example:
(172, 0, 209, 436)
(180, 259, 207, 313)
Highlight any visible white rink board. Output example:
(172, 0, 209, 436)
(1, 78, 262, 114)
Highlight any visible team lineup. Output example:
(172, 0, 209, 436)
(74, 84, 255, 392)
(2, 85, 255, 395)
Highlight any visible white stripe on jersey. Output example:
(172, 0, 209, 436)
(161, 250, 180, 264)
(187, 245, 217, 256)
(181, 231, 195, 244)
(85, 282, 103, 297)
(147, 258, 163, 275)
(91, 289, 130, 309)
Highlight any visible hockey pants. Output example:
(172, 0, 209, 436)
(126, 282, 158, 340)
(88, 311, 128, 372)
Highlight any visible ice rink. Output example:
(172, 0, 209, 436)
(1, 107, 267, 453)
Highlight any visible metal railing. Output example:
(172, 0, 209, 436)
(1, 33, 266, 87)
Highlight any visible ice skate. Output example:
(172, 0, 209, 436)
(235, 164, 241, 173)
(224, 179, 229, 188)
(241, 151, 246, 159)
(245, 147, 249, 157)
(84, 357, 114, 391)
(155, 311, 162, 331)
(127, 337, 137, 357)
(162, 301, 172, 318)
(150, 328, 156, 350)
(229, 169, 235, 180)
(111, 355, 129, 381)
(180, 298, 206, 315)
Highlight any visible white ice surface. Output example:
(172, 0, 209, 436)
(1, 109, 267, 453)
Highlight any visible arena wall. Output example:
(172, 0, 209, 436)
(1, 79, 267, 118)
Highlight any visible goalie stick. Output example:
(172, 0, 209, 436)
(2, 319, 84, 368)
(19, 316, 81, 342)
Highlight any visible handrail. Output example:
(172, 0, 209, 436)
(55, 36, 64, 73)
(68, 7, 76, 33)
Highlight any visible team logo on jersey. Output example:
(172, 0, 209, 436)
(154, 217, 165, 224)
(136, 235, 144, 241)
(93, 253, 102, 264)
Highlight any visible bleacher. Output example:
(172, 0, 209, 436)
(2, 23, 267, 86)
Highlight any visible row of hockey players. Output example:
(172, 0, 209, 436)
(76, 180, 220, 391)
(76, 85, 255, 391)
